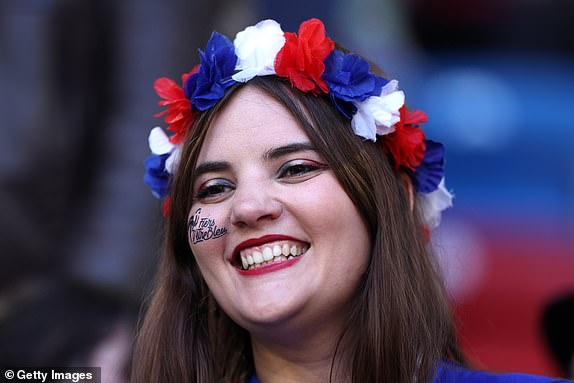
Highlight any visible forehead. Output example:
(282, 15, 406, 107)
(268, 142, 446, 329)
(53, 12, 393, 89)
(197, 86, 310, 162)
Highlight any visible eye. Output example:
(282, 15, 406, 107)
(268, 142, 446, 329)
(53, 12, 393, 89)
(194, 179, 235, 202)
(277, 160, 327, 180)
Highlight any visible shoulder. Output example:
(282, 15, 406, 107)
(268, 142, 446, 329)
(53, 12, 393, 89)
(434, 362, 570, 383)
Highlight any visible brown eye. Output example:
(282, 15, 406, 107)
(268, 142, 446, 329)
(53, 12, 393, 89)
(281, 164, 317, 177)
(195, 179, 235, 201)
(278, 160, 327, 179)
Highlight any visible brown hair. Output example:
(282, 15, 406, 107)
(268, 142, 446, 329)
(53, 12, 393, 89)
(131, 75, 464, 382)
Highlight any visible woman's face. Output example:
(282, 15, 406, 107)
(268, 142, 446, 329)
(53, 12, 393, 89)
(188, 85, 370, 334)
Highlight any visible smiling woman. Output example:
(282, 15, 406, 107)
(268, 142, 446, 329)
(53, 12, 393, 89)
(187, 84, 371, 339)
(132, 18, 566, 383)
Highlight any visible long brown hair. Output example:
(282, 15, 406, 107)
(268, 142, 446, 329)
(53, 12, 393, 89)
(131, 75, 464, 382)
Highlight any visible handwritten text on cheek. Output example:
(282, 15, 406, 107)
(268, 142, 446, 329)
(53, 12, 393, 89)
(188, 208, 228, 244)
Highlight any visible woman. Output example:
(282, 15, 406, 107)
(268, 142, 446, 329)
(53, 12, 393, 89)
(135, 18, 566, 383)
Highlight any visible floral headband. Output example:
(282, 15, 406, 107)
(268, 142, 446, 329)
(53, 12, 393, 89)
(144, 18, 453, 229)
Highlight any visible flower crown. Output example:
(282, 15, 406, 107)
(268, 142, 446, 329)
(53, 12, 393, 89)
(144, 18, 453, 229)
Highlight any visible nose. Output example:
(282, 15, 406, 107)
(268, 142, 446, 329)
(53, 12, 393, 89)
(230, 182, 283, 228)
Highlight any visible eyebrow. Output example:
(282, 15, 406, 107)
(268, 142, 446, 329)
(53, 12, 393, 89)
(193, 161, 230, 179)
(263, 142, 317, 161)
(193, 142, 317, 178)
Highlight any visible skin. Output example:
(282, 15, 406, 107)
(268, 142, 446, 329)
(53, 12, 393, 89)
(188, 86, 371, 382)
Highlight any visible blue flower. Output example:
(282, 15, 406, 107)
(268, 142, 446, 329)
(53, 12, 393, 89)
(185, 32, 238, 111)
(410, 140, 445, 193)
(322, 50, 386, 118)
(144, 153, 171, 199)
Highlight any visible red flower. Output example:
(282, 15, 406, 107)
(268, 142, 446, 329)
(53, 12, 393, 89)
(382, 106, 427, 171)
(162, 196, 171, 217)
(154, 66, 199, 144)
(274, 18, 334, 94)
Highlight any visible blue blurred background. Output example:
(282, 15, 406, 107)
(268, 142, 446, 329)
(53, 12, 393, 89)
(1, 0, 573, 379)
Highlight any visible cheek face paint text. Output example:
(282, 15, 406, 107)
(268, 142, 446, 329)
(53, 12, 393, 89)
(188, 208, 228, 244)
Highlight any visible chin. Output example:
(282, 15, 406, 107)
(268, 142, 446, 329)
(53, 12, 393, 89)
(228, 293, 308, 331)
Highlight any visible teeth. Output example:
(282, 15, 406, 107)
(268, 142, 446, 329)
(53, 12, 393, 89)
(253, 251, 263, 264)
(262, 247, 273, 261)
(238, 241, 308, 270)
(273, 245, 282, 256)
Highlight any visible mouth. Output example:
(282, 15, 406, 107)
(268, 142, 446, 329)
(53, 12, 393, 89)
(232, 235, 309, 271)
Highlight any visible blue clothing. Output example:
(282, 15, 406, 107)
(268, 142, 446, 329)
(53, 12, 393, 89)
(434, 362, 568, 382)
(249, 361, 569, 382)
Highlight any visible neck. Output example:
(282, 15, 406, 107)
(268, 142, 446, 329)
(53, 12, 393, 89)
(249, 316, 350, 383)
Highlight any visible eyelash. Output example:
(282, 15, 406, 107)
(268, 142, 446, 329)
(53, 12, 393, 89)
(195, 179, 235, 201)
(277, 160, 326, 179)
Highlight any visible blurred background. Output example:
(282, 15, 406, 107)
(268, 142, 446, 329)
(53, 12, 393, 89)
(1, 0, 573, 380)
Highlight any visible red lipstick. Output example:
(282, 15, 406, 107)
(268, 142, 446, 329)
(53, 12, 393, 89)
(237, 256, 302, 276)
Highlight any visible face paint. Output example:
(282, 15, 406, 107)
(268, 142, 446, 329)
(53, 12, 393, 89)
(188, 208, 228, 244)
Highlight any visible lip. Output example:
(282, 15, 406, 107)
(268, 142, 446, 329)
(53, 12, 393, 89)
(236, 256, 302, 276)
(231, 234, 307, 265)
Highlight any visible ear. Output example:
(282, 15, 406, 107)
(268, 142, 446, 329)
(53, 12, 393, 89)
(400, 172, 415, 212)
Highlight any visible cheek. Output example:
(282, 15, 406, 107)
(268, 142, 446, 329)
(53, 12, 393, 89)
(187, 207, 229, 259)
(296, 176, 364, 232)
(300, 177, 370, 262)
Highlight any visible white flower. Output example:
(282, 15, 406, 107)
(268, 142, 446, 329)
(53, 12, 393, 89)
(149, 126, 175, 155)
(148, 126, 180, 174)
(232, 19, 285, 82)
(165, 146, 181, 174)
(350, 104, 378, 141)
(418, 178, 454, 230)
(351, 79, 405, 141)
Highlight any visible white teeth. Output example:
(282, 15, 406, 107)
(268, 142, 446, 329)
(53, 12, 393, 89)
(262, 247, 273, 261)
(238, 241, 309, 270)
(253, 251, 263, 264)
(273, 245, 282, 256)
